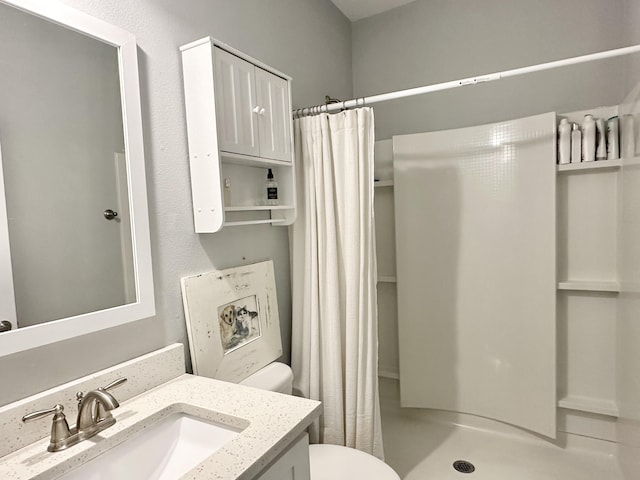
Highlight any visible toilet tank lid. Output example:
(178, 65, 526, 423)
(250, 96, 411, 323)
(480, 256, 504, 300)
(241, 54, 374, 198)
(239, 362, 293, 393)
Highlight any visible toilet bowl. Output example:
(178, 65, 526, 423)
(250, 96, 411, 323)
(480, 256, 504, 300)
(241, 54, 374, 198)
(239, 362, 400, 480)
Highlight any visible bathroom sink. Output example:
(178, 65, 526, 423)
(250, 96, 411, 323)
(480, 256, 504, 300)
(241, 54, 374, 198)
(56, 413, 242, 480)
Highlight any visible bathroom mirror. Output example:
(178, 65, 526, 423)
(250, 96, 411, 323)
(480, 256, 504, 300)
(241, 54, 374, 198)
(0, 0, 154, 356)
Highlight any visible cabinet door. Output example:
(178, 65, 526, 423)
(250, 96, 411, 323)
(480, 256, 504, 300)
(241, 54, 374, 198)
(255, 67, 292, 162)
(214, 47, 260, 157)
(256, 434, 310, 480)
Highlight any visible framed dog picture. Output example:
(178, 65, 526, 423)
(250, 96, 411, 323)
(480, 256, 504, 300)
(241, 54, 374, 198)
(181, 259, 282, 383)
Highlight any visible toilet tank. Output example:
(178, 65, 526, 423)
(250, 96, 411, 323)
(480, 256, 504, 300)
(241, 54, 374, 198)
(239, 362, 293, 394)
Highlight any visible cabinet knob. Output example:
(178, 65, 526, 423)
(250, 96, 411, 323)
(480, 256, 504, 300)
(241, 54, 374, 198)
(252, 106, 266, 115)
(252, 106, 261, 114)
(103, 209, 118, 220)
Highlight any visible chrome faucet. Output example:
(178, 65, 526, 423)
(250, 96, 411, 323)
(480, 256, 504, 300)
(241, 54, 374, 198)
(22, 377, 127, 452)
(75, 387, 120, 433)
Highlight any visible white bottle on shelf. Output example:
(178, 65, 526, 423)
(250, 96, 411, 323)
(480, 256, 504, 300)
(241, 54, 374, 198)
(582, 114, 596, 162)
(571, 123, 582, 164)
(595, 118, 607, 160)
(607, 116, 619, 160)
(558, 118, 571, 165)
(621, 114, 636, 158)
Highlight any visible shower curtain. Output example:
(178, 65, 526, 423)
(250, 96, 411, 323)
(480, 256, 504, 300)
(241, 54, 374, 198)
(290, 107, 383, 459)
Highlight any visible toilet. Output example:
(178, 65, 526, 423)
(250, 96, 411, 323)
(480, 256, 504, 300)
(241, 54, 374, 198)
(239, 362, 400, 480)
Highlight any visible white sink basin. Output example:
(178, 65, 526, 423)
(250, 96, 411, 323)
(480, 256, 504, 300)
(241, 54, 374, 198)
(57, 413, 242, 480)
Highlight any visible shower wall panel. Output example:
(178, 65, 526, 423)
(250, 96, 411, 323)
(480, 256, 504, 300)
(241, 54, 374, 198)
(393, 112, 557, 437)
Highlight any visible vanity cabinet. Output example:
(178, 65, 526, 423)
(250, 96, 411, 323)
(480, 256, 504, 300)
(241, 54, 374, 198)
(181, 37, 296, 233)
(255, 433, 311, 480)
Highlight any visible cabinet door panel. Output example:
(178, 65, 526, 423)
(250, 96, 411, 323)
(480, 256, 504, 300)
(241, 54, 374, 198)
(256, 68, 291, 162)
(214, 47, 259, 156)
(256, 434, 310, 480)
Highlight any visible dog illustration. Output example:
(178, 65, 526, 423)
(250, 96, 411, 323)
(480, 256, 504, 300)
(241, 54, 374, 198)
(219, 304, 237, 347)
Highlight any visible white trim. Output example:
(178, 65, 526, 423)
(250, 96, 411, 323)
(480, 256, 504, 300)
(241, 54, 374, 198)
(0, 0, 155, 356)
(0, 0, 132, 47)
(181, 36, 292, 81)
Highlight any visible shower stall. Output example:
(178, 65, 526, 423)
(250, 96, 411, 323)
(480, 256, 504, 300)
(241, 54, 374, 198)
(372, 86, 640, 478)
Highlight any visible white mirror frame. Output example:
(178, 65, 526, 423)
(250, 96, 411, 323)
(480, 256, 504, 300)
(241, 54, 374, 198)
(0, 0, 154, 356)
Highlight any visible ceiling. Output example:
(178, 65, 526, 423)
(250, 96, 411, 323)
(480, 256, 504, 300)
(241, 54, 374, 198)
(330, 0, 416, 21)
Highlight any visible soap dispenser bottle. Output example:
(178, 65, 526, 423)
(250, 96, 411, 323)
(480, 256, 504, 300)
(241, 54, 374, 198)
(265, 168, 278, 206)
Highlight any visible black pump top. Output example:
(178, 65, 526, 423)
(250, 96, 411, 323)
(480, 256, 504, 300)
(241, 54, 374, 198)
(267, 168, 274, 179)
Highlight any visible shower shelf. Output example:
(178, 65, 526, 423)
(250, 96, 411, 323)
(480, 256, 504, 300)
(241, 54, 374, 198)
(557, 281, 620, 293)
(558, 396, 619, 417)
(377, 276, 397, 283)
(556, 159, 621, 172)
(374, 180, 394, 188)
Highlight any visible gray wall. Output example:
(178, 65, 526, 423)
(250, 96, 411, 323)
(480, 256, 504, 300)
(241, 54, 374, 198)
(0, 0, 352, 405)
(624, 0, 640, 92)
(352, 0, 628, 140)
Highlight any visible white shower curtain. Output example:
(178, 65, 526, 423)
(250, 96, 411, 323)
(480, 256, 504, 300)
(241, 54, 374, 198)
(290, 107, 384, 459)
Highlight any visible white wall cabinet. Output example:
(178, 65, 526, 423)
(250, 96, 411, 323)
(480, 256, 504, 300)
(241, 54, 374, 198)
(181, 37, 295, 232)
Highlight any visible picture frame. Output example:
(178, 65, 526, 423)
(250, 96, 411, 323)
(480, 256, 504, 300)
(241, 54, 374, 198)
(181, 259, 282, 383)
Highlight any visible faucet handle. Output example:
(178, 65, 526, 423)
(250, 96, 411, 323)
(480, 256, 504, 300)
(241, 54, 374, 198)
(22, 404, 72, 452)
(76, 377, 127, 404)
(22, 403, 66, 422)
(101, 377, 127, 391)
(94, 377, 127, 420)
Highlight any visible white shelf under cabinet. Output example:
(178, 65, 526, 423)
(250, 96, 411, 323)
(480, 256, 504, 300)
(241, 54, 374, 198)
(557, 281, 620, 293)
(223, 219, 287, 227)
(221, 152, 293, 168)
(225, 205, 294, 212)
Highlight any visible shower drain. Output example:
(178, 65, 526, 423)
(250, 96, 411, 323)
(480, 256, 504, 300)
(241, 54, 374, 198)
(452, 460, 476, 473)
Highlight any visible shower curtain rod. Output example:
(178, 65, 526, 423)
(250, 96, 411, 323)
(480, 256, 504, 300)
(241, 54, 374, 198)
(293, 44, 640, 117)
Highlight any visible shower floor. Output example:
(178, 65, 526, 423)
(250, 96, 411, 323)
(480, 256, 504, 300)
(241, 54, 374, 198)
(379, 377, 622, 480)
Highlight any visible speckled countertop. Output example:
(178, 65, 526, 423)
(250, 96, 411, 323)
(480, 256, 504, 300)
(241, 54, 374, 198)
(0, 374, 321, 480)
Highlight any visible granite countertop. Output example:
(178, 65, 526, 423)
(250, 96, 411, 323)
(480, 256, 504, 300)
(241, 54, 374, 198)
(0, 374, 322, 480)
